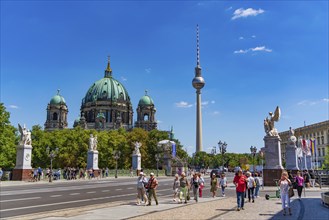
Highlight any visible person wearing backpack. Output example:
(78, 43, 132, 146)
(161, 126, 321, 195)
(246, 172, 255, 203)
(190, 173, 201, 202)
(136, 172, 148, 205)
(146, 173, 159, 206)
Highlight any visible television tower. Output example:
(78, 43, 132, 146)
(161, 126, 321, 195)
(192, 25, 205, 153)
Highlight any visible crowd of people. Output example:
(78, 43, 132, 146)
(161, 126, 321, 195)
(28, 167, 113, 182)
(134, 170, 229, 206)
(133, 168, 268, 213)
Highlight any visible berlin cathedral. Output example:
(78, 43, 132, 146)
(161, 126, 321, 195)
(44, 57, 157, 132)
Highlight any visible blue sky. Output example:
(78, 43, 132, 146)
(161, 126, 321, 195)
(1, 1, 328, 155)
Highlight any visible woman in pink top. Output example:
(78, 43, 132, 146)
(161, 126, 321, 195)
(295, 170, 304, 199)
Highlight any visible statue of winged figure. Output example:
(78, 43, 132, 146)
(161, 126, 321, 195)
(18, 123, 32, 145)
(264, 106, 281, 136)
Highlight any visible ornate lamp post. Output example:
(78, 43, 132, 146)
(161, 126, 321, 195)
(218, 140, 227, 170)
(250, 146, 257, 172)
(113, 150, 121, 178)
(155, 153, 160, 177)
(46, 146, 59, 183)
(259, 150, 264, 172)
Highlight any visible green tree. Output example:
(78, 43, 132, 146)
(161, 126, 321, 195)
(0, 103, 17, 167)
(322, 145, 329, 169)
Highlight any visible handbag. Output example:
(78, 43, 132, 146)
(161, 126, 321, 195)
(288, 187, 294, 198)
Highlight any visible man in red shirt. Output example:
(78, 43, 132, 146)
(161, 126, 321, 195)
(233, 169, 247, 211)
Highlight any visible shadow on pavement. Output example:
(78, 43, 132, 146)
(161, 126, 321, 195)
(215, 208, 235, 212)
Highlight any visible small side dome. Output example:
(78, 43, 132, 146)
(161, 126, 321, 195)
(138, 91, 154, 106)
(73, 117, 80, 128)
(50, 89, 66, 105)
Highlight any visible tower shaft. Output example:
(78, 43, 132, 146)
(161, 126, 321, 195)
(196, 89, 203, 152)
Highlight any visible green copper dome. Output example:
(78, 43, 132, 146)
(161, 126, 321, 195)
(82, 59, 131, 104)
(50, 90, 66, 105)
(138, 91, 154, 106)
(83, 77, 130, 103)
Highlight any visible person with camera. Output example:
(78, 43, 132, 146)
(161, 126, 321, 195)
(278, 170, 292, 216)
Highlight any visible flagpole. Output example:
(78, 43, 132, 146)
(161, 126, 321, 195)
(314, 140, 319, 170)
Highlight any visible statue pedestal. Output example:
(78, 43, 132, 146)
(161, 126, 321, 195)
(87, 150, 99, 171)
(263, 136, 283, 186)
(12, 144, 33, 181)
(132, 153, 141, 175)
(285, 143, 299, 170)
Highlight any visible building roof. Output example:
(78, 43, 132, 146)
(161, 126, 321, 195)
(50, 89, 66, 105)
(82, 59, 131, 104)
(138, 90, 154, 106)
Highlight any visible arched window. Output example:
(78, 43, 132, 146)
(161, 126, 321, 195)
(52, 112, 58, 120)
(143, 114, 149, 121)
(321, 136, 324, 145)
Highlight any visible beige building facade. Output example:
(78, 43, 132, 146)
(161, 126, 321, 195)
(279, 120, 329, 168)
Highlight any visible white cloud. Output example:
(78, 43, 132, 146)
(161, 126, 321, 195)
(145, 68, 151, 73)
(201, 101, 209, 106)
(239, 36, 244, 40)
(8, 105, 19, 109)
(232, 8, 265, 20)
(157, 120, 163, 123)
(252, 35, 256, 38)
(226, 6, 233, 11)
(251, 46, 272, 52)
(298, 98, 329, 106)
(121, 76, 127, 81)
(211, 100, 215, 104)
(234, 49, 248, 54)
(234, 46, 272, 54)
(175, 101, 193, 108)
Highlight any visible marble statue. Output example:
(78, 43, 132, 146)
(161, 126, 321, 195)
(93, 136, 98, 151)
(133, 142, 141, 154)
(89, 134, 98, 151)
(264, 106, 281, 136)
(288, 127, 297, 144)
(18, 124, 31, 145)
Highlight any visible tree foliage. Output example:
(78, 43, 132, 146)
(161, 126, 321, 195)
(0, 105, 262, 171)
(0, 103, 17, 167)
(323, 145, 329, 169)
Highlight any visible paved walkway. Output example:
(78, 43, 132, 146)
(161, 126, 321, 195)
(4, 180, 327, 220)
(35, 191, 328, 220)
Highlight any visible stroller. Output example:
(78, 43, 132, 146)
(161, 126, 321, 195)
(265, 179, 280, 200)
